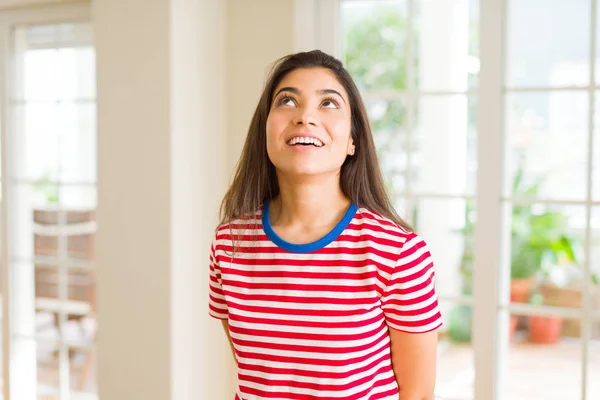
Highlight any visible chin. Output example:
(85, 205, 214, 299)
(277, 164, 337, 179)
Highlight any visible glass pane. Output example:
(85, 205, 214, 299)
(9, 21, 97, 400)
(393, 196, 410, 222)
(506, 0, 591, 88)
(37, 340, 60, 398)
(21, 30, 95, 102)
(22, 49, 61, 102)
(13, 184, 57, 260)
(436, 301, 474, 400)
(70, 345, 97, 395)
(59, 185, 97, 211)
(13, 336, 38, 399)
(57, 103, 97, 184)
(414, 95, 476, 195)
(13, 260, 37, 338)
(590, 324, 600, 399)
(415, 0, 480, 91)
(504, 313, 582, 399)
(593, 92, 600, 201)
(509, 204, 586, 306)
(37, 341, 93, 398)
(367, 98, 408, 196)
(413, 197, 473, 297)
(341, 0, 407, 91)
(505, 92, 589, 201)
(59, 187, 97, 394)
(12, 101, 96, 184)
(35, 264, 61, 338)
(53, 47, 96, 101)
(593, 207, 600, 312)
(12, 103, 60, 182)
(14, 24, 96, 183)
(36, 280, 95, 394)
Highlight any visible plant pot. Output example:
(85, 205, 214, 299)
(539, 283, 600, 338)
(509, 316, 518, 340)
(510, 278, 534, 303)
(528, 315, 563, 344)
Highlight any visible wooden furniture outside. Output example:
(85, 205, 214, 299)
(34, 208, 97, 391)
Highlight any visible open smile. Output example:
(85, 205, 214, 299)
(286, 136, 324, 147)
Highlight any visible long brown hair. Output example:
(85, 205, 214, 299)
(219, 50, 412, 232)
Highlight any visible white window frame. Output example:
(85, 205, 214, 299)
(309, 0, 600, 399)
(0, 3, 92, 399)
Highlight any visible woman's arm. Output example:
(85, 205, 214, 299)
(221, 320, 237, 365)
(389, 328, 438, 400)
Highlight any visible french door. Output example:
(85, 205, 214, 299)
(339, 0, 600, 399)
(0, 3, 97, 400)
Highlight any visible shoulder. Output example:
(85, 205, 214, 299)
(215, 208, 263, 234)
(355, 207, 416, 243)
(355, 207, 430, 260)
(212, 207, 263, 250)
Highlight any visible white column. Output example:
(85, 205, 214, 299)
(474, 0, 506, 398)
(292, 0, 340, 58)
(170, 0, 232, 399)
(94, 1, 232, 399)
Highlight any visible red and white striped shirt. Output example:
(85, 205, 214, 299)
(208, 202, 442, 400)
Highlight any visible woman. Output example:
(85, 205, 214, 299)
(209, 50, 442, 400)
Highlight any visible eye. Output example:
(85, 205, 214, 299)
(321, 98, 340, 109)
(276, 95, 296, 107)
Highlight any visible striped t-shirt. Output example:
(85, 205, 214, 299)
(208, 201, 442, 400)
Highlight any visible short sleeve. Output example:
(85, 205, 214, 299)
(208, 238, 229, 320)
(381, 233, 442, 333)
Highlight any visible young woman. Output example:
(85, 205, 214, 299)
(209, 50, 442, 400)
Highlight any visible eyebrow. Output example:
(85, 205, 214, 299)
(273, 87, 347, 104)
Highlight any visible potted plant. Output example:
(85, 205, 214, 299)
(507, 161, 584, 336)
(455, 162, 581, 342)
(527, 289, 563, 344)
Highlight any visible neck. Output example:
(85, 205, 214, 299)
(269, 173, 351, 229)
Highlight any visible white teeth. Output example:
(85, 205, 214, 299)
(287, 136, 324, 147)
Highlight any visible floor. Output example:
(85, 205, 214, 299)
(30, 315, 600, 400)
(436, 335, 600, 400)
(34, 338, 599, 400)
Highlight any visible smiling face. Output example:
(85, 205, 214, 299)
(265, 67, 355, 180)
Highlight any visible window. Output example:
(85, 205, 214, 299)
(339, 0, 600, 399)
(0, 5, 96, 400)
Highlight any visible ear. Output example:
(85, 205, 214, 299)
(347, 138, 355, 156)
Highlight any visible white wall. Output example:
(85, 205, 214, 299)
(95, 0, 233, 399)
(94, 0, 173, 397)
(226, 0, 295, 171)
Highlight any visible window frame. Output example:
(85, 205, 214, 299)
(325, 0, 600, 399)
(0, 3, 92, 399)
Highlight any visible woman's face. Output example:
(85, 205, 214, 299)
(266, 67, 354, 180)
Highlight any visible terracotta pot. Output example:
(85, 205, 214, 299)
(510, 278, 534, 303)
(509, 316, 518, 340)
(528, 315, 563, 344)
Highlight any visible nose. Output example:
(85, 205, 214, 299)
(292, 108, 318, 127)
